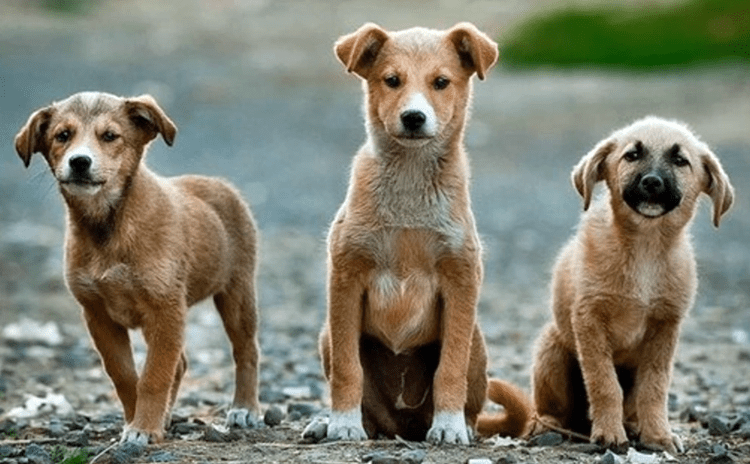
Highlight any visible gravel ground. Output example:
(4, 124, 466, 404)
(0, 1, 749, 463)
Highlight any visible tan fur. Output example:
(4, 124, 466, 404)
(14, 92, 260, 444)
(531, 116, 734, 453)
(314, 23, 529, 444)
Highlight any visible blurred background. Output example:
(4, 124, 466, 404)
(0, 0, 748, 421)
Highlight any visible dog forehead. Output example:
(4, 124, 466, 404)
(618, 118, 702, 155)
(53, 92, 123, 124)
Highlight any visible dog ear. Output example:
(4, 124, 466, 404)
(124, 95, 177, 146)
(572, 139, 616, 211)
(701, 150, 734, 227)
(446, 23, 499, 80)
(334, 23, 390, 79)
(15, 106, 54, 168)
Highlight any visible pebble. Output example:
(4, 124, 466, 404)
(24, 444, 50, 464)
(466, 459, 493, 464)
(737, 422, 750, 438)
(708, 415, 732, 436)
(109, 441, 146, 464)
(527, 431, 563, 447)
(201, 424, 238, 443)
(496, 454, 519, 464)
(148, 450, 179, 462)
(264, 405, 284, 427)
(363, 449, 426, 464)
(599, 449, 623, 464)
(2, 318, 63, 346)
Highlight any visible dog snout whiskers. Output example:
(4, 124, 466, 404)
(401, 110, 426, 132)
(69, 154, 93, 174)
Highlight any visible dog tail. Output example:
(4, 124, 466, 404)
(476, 378, 533, 438)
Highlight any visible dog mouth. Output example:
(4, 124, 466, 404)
(59, 177, 106, 192)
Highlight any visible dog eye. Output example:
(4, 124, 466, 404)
(433, 76, 450, 90)
(623, 150, 641, 162)
(384, 75, 401, 89)
(54, 130, 71, 143)
(102, 131, 120, 142)
(672, 155, 690, 167)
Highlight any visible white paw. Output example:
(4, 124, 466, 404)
(120, 426, 151, 446)
(426, 411, 472, 445)
(326, 408, 367, 441)
(302, 415, 329, 442)
(226, 407, 259, 428)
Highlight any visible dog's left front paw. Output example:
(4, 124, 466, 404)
(120, 426, 157, 446)
(640, 431, 684, 455)
(226, 407, 260, 428)
(426, 411, 472, 445)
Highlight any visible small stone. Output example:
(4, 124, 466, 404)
(707, 455, 735, 464)
(0, 446, 15, 458)
(568, 443, 604, 454)
(47, 418, 66, 437)
(109, 441, 146, 464)
(496, 455, 519, 464)
(467, 459, 493, 464)
(65, 430, 89, 447)
(148, 451, 178, 462)
(708, 415, 732, 436)
(679, 404, 707, 423)
(401, 449, 427, 464)
(363, 451, 399, 464)
(528, 431, 563, 447)
(264, 406, 284, 427)
(202, 425, 231, 443)
(625, 448, 660, 464)
(287, 402, 319, 418)
(599, 449, 624, 464)
(171, 422, 202, 435)
(24, 444, 51, 464)
(737, 422, 750, 438)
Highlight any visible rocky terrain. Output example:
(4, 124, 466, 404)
(1, 1, 749, 463)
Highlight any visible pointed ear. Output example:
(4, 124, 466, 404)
(572, 139, 616, 211)
(700, 149, 734, 227)
(15, 106, 54, 168)
(334, 23, 390, 79)
(124, 94, 177, 146)
(446, 22, 499, 80)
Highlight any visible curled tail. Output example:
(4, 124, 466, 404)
(476, 378, 533, 438)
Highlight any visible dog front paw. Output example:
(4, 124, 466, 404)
(426, 411, 472, 445)
(120, 425, 157, 446)
(326, 408, 367, 441)
(226, 407, 260, 428)
(591, 421, 628, 451)
(640, 430, 684, 454)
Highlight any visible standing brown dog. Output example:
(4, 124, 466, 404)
(305, 23, 530, 444)
(14, 92, 261, 445)
(531, 116, 733, 453)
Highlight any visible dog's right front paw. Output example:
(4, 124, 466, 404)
(426, 411, 472, 445)
(591, 421, 628, 451)
(326, 408, 367, 441)
(226, 407, 260, 428)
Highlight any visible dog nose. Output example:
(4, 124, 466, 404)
(641, 173, 665, 194)
(69, 154, 92, 174)
(401, 110, 426, 131)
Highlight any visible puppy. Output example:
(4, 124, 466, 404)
(306, 23, 531, 444)
(531, 116, 734, 453)
(14, 92, 261, 444)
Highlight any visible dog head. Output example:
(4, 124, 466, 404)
(334, 23, 498, 150)
(572, 116, 734, 227)
(15, 92, 176, 205)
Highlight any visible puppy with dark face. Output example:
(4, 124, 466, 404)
(531, 116, 733, 453)
(15, 92, 261, 445)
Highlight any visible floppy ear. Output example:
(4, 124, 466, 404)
(701, 149, 734, 227)
(15, 106, 54, 168)
(572, 139, 616, 211)
(334, 23, 390, 79)
(124, 94, 177, 146)
(446, 22, 499, 80)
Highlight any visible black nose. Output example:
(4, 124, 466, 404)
(69, 155, 92, 174)
(640, 173, 665, 194)
(401, 110, 426, 131)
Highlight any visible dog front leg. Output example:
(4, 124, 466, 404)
(123, 300, 186, 445)
(634, 320, 682, 454)
(83, 304, 138, 422)
(427, 257, 480, 445)
(325, 267, 367, 441)
(572, 306, 628, 449)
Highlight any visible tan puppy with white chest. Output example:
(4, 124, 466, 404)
(531, 117, 733, 453)
(309, 23, 531, 444)
(15, 92, 261, 445)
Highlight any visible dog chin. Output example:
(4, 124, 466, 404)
(635, 203, 667, 218)
(393, 135, 433, 148)
(61, 181, 104, 196)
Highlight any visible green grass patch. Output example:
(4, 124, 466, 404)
(500, 0, 750, 69)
